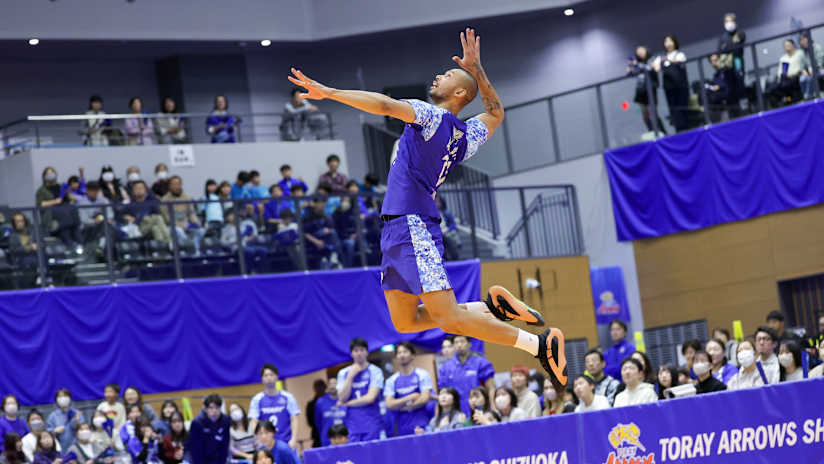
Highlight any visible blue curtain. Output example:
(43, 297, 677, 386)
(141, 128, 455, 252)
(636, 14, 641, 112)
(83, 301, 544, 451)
(605, 100, 824, 241)
(0, 260, 480, 405)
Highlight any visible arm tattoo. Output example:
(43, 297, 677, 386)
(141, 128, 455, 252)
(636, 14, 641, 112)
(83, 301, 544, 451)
(473, 64, 503, 117)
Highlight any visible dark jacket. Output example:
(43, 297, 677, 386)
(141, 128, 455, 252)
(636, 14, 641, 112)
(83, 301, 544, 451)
(186, 411, 230, 464)
(696, 375, 727, 394)
(718, 29, 747, 60)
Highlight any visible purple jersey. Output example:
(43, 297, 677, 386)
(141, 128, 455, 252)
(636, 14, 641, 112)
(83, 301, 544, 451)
(336, 364, 384, 435)
(381, 99, 489, 218)
(314, 394, 347, 447)
(248, 391, 300, 443)
(437, 352, 495, 415)
(383, 368, 433, 436)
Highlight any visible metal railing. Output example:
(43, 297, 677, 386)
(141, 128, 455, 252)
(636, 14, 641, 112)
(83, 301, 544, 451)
(505, 189, 584, 258)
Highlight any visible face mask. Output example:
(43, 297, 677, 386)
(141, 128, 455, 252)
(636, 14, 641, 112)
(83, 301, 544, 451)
(494, 395, 510, 410)
(44, 172, 57, 182)
(693, 362, 710, 376)
(127, 173, 141, 182)
(544, 389, 557, 401)
(4, 404, 17, 416)
(738, 349, 755, 368)
(778, 353, 794, 368)
(230, 410, 244, 422)
(725, 21, 736, 32)
(56, 396, 70, 408)
(157, 171, 169, 180)
(102, 172, 115, 182)
(77, 430, 91, 441)
(93, 417, 107, 428)
(30, 419, 45, 431)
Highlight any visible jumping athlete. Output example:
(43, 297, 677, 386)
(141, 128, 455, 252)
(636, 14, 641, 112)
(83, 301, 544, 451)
(288, 28, 567, 388)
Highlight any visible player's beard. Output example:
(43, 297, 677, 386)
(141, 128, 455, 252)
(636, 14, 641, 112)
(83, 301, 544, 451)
(428, 88, 446, 104)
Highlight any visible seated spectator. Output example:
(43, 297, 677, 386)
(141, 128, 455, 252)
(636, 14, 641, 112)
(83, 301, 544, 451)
(123, 387, 160, 430)
(277, 165, 308, 198)
(156, 97, 186, 144)
(66, 423, 101, 464)
(436, 196, 461, 261)
(59, 170, 87, 199)
(161, 176, 205, 254)
(263, 185, 291, 230)
(705, 338, 738, 384)
(542, 379, 574, 416)
(8, 213, 38, 268)
(712, 328, 738, 369)
(151, 164, 170, 198)
(493, 388, 526, 423)
(632, 351, 656, 385)
(89, 410, 117, 454)
(0, 397, 29, 453)
(799, 32, 824, 99)
(83, 95, 111, 146)
(383, 342, 432, 436)
(99, 166, 130, 205)
(572, 376, 609, 413)
(160, 412, 186, 464)
(246, 171, 270, 200)
(509, 366, 540, 418)
(584, 348, 619, 406)
(231, 172, 250, 200)
(273, 209, 300, 268)
(613, 358, 657, 407)
(124, 167, 143, 197)
(603, 320, 635, 381)
(95, 384, 126, 449)
(189, 395, 230, 464)
(676, 367, 690, 386)
(76, 181, 114, 249)
(119, 405, 143, 449)
(336, 338, 384, 443)
(125, 97, 154, 145)
(779, 340, 803, 382)
(727, 340, 765, 390)
(327, 424, 348, 446)
(766, 39, 804, 107)
(656, 364, 680, 399)
(32, 432, 59, 464)
(359, 173, 383, 194)
(438, 335, 495, 416)
(464, 386, 492, 426)
(220, 210, 267, 272)
(652, 35, 689, 132)
(418, 388, 465, 433)
(252, 422, 298, 464)
(228, 405, 253, 461)
(302, 195, 344, 269)
(281, 88, 330, 141)
(155, 401, 179, 438)
(200, 180, 224, 227)
(216, 181, 234, 213)
(810, 337, 824, 378)
(22, 411, 50, 462)
(318, 154, 348, 194)
(36, 167, 83, 247)
(1, 433, 26, 464)
(754, 326, 780, 384)
(693, 351, 727, 394)
(681, 339, 702, 379)
(766, 310, 802, 346)
(206, 95, 236, 143)
(46, 389, 84, 452)
(120, 181, 171, 243)
(127, 417, 160, 464)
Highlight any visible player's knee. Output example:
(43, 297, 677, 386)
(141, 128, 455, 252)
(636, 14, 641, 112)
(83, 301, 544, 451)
(439, 313, 468, 336)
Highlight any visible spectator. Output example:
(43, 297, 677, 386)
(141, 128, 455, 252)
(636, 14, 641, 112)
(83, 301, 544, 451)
(465, 386, 492, 426)
(765, 310, 802, 347)
(766, 39, 804, 107)
(66, 423, 101, 464)
(542, 379, 573, 416)
(99, 166, 130, 205)
(572, 376, 609, 413)
(125, 97, 154, 146)
(82, 95, 111, 146)
(35, 167, 62, 232)
(0, 397, 29, 453)
(281, 88, 330, 141)
(162, 176, 205, 254)
(383, 342, 433, 436)
(122, 387, 160, 430)
(126, 417, 159, 464)
(706, 338, 738, 384)
(22, 411, 50, 462)
(32, 432, 59, 464)
(276, 166, 308, 198)
(246, 171, 270, 218)
(653, 35, 689, 132)
(121, 181, 171, 243)
(188, 394, 230, 464)
(155, 401, 179, 437)
(809, 337, 824, 378)
(712, 328, 738, 369)
(799, 32, 824, 99)
(613, 358, 657, 407)
(417, 388, 465, 434)
(509, 366, 540, 418)
(216, 181, 234, 213)
(603, 320, 635, 381)
(76, 181, 113, 248)
(314, 378, 346, 448)
(704, 54, 732, 122)
(317, 155, 348, 194)
(156, 97, 186, 144)
(779, 340, 803, 382)
(200, 180, 223, 227)
(656, 364, 679, 399)
(46, 389, 84, 452)
(438, 335, 495, 416)
(227, 404, 253, 461)
(252, 422, 298, 464)
(336, 338, 384, 443)
(326, 425, 348, 447)
(681, 339, 702, 377)
(60, 171, 87, 199)
(693, 351, 727, 394)
(359, 173, 383, 194)
(95, 384, 126, 450)
(248, 364, 300, 451)
(676, 367, 691, 386)
(631, 351, 656, 385)
(263, 185, 290, 230)
(727, 340, 767, 390)
(231, 172, 250, 200)
(492, 388, 526, 423)
(151, 164, 170, 198)
(584, 348, 622, 404)
(305, 380, 326, 448)
(716, 13, 746, 113)
(8, 213, 38, 269)
(302, 195, 344, 269)
(88, 411, 115, 455)
(435, 336, 455, 372)
(159, 412, 186, 464)
(119, 405, 142, 449)
(436, 196, 461, 261)
(626, 46, 664, 134)
(36, 167, 82, 247)
(754, 326, 780, 384)
(220, 209, 268, 272)
(206, 95, 236, 143)
(124, 167, 143, 197)
(273, 209, 301, 268)
(1, 433, 26, 464)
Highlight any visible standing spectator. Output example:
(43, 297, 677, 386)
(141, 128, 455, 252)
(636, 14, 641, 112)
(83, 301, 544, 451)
(151, 164, 171, 198)
(693, 351, 727, 394)
(314, 379, 346, 448)
(717, 12, 746, 114)
(188, 394, 230, 464)
(200, 180, 223, 227)
(383, 342, 433, 436)
(418, 388, 465, 433)
(704, 54, 732, 122)
(653, 35, 689, 132)
(280, 88, 330, 141)
(231, 172, 250, 200)
(509, 366, 540, 418)
(681, 339, 702, 377)
(46, 389, 84, 452)
(276, 166, 307, 198)
(99, 166, 130, 205)
(336, 338, 384, 443)
(541, 379, 573, 416)
(124, 97, 154, 146)
(32, 432, 59, 464)
(779, 340, 803, 382)
(305, 380, 325, 448)
(227, 405, 253, 461)
(66, 423, 102, 464)
(799, 32, 824, 99)
(613, 358, 657, 407)
(121, 181, 172, 243)
(83, 95, 111, 146)
(160, 412, 186, 464)
(252, 423, 298, 464)
(0, 397, 29, 453)
(127, 417, 160, 464)
(326, 425, 348, 447)
(156, 97, 186, 144)
(656, 365, 680, 399)
(626, 46, 664, 134)
(22, 411, 50, 462)
(317, 155, 348, 194)
(206, 95, 236, 143)
(572, 376, 609, 413)
(705, 338, 738, 384)
(122, 387, 160, 430)
(2, 433, 27, 464)
(95, 384, 126, 450)
(727, 340, 766, 390)
(438, 335, 495, 416)
(584, 349, 619, 406)
(766, 39, 804, 107)
(162, 176, 205, 254)
(435, 336, 455, 372)
(765, 310, 802, 346)
(603, 320, 635, 381)
(492, 388, 526, 423)
(248, 364, 300, 451)
(754, 326, 780, 384)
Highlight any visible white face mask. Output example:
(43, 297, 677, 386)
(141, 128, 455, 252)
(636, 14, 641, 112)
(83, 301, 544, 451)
(230, 410, 244, 422)
(693, 362, 710, 376)
(4, 404, 17, 416)
(30, 419, 45, 431)
(543, 389, 557, 401)
(778, 353, 794, 368)
(157, 171, 169, 180)
(738, 349, 755, 368)
(56, 396, 70, 408)
(102, 172, 115, 182)
(725, 21, 736, 32)
(77, 430, 91, 441)
(93, 416, 107, 428)
(127, 172, 141, 182)
(494, 395, 510, 411)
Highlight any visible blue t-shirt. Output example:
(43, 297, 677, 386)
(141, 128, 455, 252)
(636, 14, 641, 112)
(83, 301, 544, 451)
(381, 99, 488, 219)
(604, 339, 635, 380)
(383, 368, 433, 436)
(314, 394, 346, 447)
(0, 417, 29, 452)
(46, 408, 84, 452)
(262, 440, 300, 464)
(438, 352, 495, 415)
(336, 364, 384, 435)
(277, 178, 308, 197)
(248, 391, 300, 443)
(246, 184, 270, 200)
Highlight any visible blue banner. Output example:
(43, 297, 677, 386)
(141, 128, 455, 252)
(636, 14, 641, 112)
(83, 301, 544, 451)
(604, 100, 824, 241)
(0, 260, 480, 405)
(306, 378, 824, 464)
(590, 266, 631, 325)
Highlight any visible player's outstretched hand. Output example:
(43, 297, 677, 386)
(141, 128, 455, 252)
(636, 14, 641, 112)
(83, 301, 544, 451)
(287, 68, 333, 100)
(452, 27, 482, 75)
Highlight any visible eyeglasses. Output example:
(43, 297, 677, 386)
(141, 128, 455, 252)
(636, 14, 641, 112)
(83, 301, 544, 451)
(755, 336, 772, 343)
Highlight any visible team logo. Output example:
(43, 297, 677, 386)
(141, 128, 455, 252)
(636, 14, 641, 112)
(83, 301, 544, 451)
(596, 291, 621, 316)
(602, 423, 656, 464)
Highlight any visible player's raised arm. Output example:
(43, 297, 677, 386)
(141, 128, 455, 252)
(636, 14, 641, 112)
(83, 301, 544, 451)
(288, 68, 416, 123)
(452, 28, 505, 135)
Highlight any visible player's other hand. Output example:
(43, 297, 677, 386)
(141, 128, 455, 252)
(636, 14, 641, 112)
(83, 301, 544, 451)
(452, 28, 482, 75)
(288, 68, 333, 100)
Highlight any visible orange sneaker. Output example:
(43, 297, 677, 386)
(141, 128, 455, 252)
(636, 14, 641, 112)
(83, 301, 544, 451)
(486, 285, 545, 326)
(537, 327, 568, 389)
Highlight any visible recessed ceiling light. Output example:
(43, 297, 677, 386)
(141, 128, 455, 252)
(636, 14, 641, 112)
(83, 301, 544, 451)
(564, 8, 574, 16)
(260, 39, 272, 47)
(28, 38, 40, 46)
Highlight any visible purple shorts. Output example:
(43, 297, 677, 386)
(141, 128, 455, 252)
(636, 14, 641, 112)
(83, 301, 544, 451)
(380, 214, 452, 295)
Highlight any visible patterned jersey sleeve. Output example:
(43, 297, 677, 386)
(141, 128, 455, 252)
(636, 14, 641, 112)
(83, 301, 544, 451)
(285, 392, 300, 417)
(247, 392, 262, 419)
(402, 99, 446, 142)
(383, 373, 398, 399)
(464, 117, 490, 160)
(368, 364, 385, 390)
(416, 368, 434, 392)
